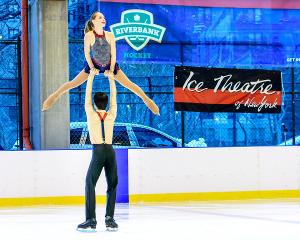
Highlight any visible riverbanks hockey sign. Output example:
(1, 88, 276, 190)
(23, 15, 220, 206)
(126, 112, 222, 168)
(174, 66, 282, 113)
(110, 9, 166, 51)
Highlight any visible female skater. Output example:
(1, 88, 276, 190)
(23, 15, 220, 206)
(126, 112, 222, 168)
(42, 12, 159, 115)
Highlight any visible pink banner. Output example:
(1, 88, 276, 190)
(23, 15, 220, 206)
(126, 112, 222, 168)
(100, 0, 300, 9)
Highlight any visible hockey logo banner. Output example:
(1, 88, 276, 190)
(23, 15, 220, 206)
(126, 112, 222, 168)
(110, 9, 166, 51)
(174, 66, 282, 113)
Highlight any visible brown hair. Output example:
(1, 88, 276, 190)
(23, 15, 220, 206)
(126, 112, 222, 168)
(84, 12, 100, 34)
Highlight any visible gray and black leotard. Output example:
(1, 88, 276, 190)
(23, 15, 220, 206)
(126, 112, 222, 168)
(84, 31, 120, 74)
(91, 31, 111, 66)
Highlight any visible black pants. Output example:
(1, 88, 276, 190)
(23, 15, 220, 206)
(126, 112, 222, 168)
(85, 144, 118, 220)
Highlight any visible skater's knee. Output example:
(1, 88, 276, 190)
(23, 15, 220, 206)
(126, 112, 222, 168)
(85, 175, 95, 186)
(108, 176, 118, 190)
(65, 81, 73, 88)
(64, 78, 83, 91)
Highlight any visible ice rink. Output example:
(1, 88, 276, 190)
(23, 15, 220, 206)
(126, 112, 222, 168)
(1, 199, 300, 240)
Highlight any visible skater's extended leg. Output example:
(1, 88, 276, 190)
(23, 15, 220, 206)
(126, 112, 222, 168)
(114, 70, 159, 115)
(42, 70, 89, 111)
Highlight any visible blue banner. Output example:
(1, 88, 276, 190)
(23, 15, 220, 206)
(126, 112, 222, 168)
(97, 2, 300, 67)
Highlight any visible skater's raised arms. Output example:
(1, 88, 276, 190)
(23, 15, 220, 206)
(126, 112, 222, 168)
(84, 73, 95, 114)
(107, 76, 117, 120)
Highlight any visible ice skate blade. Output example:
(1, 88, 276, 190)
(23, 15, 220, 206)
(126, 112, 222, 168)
(106, 227, 118, 232)
(77, 227, 96, 233)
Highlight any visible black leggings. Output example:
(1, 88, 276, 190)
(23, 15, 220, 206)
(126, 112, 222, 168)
(85, 144, 118, 220)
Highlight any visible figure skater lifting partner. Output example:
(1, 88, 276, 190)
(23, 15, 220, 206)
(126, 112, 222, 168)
(42, 11, 159, 115)
(77, 71, 118, 232)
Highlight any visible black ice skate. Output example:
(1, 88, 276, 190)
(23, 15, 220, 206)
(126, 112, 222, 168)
(77, 218, 97, 232)
(105, 216, 118, 231)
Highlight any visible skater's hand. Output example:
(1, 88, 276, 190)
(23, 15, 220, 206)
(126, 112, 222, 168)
(90, 67, 99, 75)
(104, 70, 114, 79)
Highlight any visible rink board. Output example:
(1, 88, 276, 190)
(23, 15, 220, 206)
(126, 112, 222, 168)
(0, 149, 128, 206)
(0, 146, 300, 206)
(128, 146, 300, 202)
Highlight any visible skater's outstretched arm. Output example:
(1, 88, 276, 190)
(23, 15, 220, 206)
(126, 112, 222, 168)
(107, 74, 117, 120)
(85, 73, 96, 115)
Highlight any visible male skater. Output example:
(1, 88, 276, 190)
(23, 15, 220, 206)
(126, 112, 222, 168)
(77, 71, 118, 232)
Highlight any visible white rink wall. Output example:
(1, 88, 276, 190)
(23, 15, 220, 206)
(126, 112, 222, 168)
(0, 150, 107, 198)
(0, 146, 299, 199)
(128, 146, 300, 194)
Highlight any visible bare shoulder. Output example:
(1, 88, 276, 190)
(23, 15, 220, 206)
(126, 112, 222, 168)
(85, 31, 94, 39)
(105, 31, 115, 39)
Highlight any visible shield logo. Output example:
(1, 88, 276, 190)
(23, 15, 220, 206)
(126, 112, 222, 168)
(121, 10, 153, 50)
(110, 9, 166, 51)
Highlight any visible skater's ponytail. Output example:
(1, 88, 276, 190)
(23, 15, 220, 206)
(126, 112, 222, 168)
(84, 20, 94, 34)
(84, 12, 99, 34)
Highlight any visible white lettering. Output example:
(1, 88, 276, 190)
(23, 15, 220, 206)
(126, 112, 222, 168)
(242, 96, 278, 112)
(182, 71, 208, 93)
(214, 75, 276, 95)
(147, 28, 154, 35)
(153, 30, 159, 36)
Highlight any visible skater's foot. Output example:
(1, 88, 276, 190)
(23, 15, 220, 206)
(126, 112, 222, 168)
(42, 93, 59, 111)
(144, 98, 160, 115)
(105, 216, 118, 232)
(77, 218, 97, 232)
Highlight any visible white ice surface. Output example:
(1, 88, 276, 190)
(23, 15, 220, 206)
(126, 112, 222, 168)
(1, 200, 300, 240)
